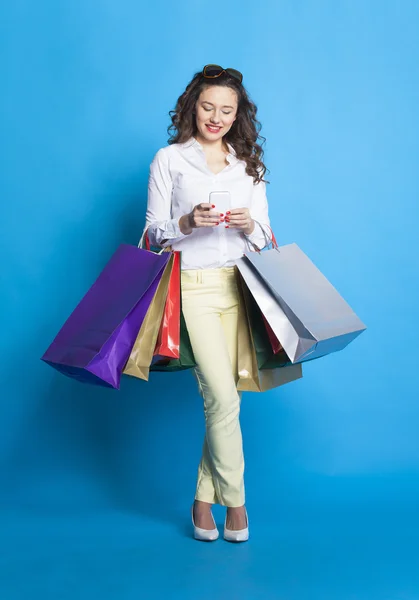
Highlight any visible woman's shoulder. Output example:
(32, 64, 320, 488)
(151, 144, 170, 162)
(150, 141, 186, 165)
(149, 142, 189, 181)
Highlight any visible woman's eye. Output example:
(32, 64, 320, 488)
(203, 107, 232, 115)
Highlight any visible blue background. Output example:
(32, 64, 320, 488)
(1, 0, 418, 598)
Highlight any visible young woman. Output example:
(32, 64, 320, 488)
(143, 64, 273, 542)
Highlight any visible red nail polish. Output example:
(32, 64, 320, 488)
(212, 204, 215, 208)
(225, 225, 229, 228)
(220, 213, 224, 217)
(226, 211, 231, 215)
(216, 221, 219, 225)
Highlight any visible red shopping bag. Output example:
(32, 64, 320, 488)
(154, 250, 181, 359)
(141, 228, 181, 360)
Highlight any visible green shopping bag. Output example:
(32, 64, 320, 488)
(150, 309, 197, 372)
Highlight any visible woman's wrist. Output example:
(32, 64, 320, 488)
(243, 219, 256, 236)
(179, 213, 193, 235)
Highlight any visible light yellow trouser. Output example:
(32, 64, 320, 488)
(181, 265, 245, 508)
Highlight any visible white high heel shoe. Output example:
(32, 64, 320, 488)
(224, 507, 249, 542)
(191, 503, 219, 541)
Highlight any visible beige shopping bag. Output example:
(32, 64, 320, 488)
(123, 253, 174, 380)
(236, 272, 303, 392)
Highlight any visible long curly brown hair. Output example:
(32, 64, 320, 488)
(167, 68, 269, 185)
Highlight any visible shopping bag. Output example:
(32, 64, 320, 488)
(123, 253, 175, 381)
(236, 270, 303, 392)
(240, 276, 292, 370)
(149, 310, 197, 372)
(153, 250, 181, 360)
(236, 232, 367, 364)
(41, 244, 171, 389)
(262, 314, 283, 354)
(133, 227, 197, 374)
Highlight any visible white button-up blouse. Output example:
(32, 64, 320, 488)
(142, 136, 273, 270)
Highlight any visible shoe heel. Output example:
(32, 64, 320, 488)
(191, 504, 219, 541)
(224, 507, 249, 542)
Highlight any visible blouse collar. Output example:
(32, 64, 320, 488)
(181, 136, 239, 165)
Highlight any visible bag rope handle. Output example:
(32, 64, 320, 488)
(138, 227, 172, 254)
(245, 222, 278, 254)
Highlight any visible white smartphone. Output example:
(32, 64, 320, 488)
(209, 190, 231, 214)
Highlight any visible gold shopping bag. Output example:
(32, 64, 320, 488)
(123, 253, 174, 381)
(236, 272, 303, 392)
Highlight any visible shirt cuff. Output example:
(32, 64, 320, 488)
(148, 217, 191, 247)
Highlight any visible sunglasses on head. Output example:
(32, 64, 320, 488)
(202, 64, 243, 84)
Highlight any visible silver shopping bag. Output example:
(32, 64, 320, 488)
(236, 240, 367, 364)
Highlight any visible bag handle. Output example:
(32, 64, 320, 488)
(245, 222, 278, 254)
(266, 225, 278, 248)
(138, 227, 172, 254)
(138, 227, 150, 250)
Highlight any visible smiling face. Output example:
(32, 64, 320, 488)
(194, 85, 238, 144)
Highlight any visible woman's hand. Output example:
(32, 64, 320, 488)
(179, 203, 223, 235)
(224, 207, 255, 235)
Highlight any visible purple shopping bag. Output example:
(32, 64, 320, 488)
(41, 244, 171, 389)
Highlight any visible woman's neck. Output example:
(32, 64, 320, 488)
(194, 133, 228, 155)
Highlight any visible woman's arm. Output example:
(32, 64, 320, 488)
(143, 148, 192, 247)
(243, 176, 273, 250)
